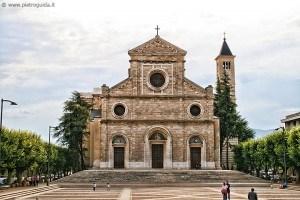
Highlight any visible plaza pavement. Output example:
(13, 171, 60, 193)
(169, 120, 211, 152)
(1, 185, 300, 200)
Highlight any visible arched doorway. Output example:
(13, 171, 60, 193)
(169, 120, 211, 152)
(112, 135, 126, 168)
(144, 127, 172, 169)
(189, 136, 203, 169)
(149, 132, 166, 168)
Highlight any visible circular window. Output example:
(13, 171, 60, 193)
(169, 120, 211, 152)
(190, 105, 201, 116)
(114, 104, 125, 116)
(150, 73, 165, 88)
(147, 69, 169, 91)
(187, 103, 203, 118)
(112, 103, 128, 118)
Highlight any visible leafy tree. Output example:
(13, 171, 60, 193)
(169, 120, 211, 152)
(0, 128, 47, 184)
(244, 140, 256, 174)
(272, 130, 289, 180)
(287, 127, 300, 183)
(233, 143, 246, 171)
(1, 127, 72, 185)
(14, 131, 46, 183)
(52, 147, 67, 178)
(235, 117, 254, 142)
(214, 71, 254, 169)
(234, 127, 300, 183)
(256, 138, 270, 178)
(0, 128, 20, 183)
(54, 91, 91, 171)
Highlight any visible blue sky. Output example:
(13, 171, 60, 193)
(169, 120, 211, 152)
(0, 0, 299, 142)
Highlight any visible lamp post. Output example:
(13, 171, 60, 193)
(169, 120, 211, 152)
(0, 98, 17, 162)
(47, 126, 56, 186)
(276, 126, 288, 188)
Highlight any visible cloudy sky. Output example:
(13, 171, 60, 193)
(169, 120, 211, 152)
(0, 0, 299, 142)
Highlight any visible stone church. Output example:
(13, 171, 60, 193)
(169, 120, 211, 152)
(81, 32, 236, 170)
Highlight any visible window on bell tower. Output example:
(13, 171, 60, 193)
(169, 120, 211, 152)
(222, 61, 231, 70)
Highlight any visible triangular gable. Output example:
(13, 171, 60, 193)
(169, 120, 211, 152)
(183, 78, 206, 95)
(109, 78, 132, 95)
(128, 35, 187, 56)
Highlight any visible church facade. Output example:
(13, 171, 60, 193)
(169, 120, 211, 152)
(81, 33, 235, 169)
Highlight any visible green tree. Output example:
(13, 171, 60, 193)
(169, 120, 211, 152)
(272, 130, 288, 180)
(235, 127, 300, 183)
(54, 91, 91, 171)
(256, 138, 270, 178)
(14, 130, 47, 183)
(287, 127, 300, 183)
(0, 128, 20, 183)
(1, 127, 73, 185)
(52, 147, 66, 178)
(0, 128, 47, 184)
(233, 144, 246, 171)
(214, 71, 254, 169)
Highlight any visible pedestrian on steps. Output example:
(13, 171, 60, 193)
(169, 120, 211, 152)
(93, 182, 96, 191)
(221, 182, 228, 200)
(248, 188, 258, 200)
(226, 180, 231, 200)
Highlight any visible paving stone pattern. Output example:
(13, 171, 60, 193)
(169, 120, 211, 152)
(14, 186, 300, 200)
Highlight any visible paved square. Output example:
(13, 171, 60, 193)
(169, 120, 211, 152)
(6, 186, 299, 200)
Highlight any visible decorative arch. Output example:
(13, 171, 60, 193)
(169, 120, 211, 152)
(144, 126, 172, 169)
(108, 133, 129, 168)
(186, 134, 207, 169)
(112, 135, 126, 145)
(189, 135, 202, 144)
(149, 132, 167, 141)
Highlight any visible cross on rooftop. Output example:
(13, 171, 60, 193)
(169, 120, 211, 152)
(155, 25, 160, 36)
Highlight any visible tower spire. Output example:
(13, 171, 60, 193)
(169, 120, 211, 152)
(219, 34, 233, 56)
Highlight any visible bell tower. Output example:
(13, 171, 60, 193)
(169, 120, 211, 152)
(215, 34, 236, 102)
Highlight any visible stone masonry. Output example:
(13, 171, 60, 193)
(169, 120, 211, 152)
(81, 34, 221, 169)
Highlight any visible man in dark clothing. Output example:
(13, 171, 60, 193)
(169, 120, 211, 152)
(248, 188, 258, 200)
(226, 180, 231, 200)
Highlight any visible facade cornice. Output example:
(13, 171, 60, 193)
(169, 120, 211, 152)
(99, 119, 216, 123)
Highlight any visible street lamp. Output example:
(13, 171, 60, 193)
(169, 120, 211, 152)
(275, 126, 287, 188)
(47, 125, 56, 186)
(0, 98, 17, 162)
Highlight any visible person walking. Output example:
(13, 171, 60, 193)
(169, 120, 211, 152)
(92, 182, 96, 191)
(226, 180, 231, 200)
(248, 188, 258, 200)
(36, 175, 39, 187)
(221, 182, 228, 200)
(106, 182, 110, 191)
(32, 175, 36, 187)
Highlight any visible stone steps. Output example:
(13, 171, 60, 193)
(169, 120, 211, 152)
(0, 185, 59, 200)
(56, 170, 268, 187)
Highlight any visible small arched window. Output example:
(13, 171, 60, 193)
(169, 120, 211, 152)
(112, 135, 126, 145)
(223, 61, 231, 70)
(189, 136, 202, 144)
(149, 132, 166, 140)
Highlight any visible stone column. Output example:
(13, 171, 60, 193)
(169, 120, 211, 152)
(214, 117, 221, 169)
